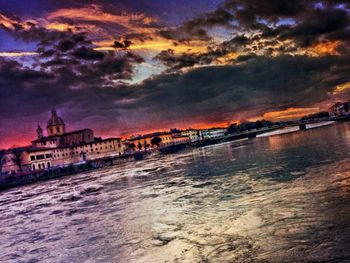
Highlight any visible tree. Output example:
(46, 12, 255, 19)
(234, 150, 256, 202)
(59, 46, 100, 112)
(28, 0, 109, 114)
(11, 147, 23, 172)
(137, 142, 143, 151)
(143, 141, 150, 150)
(0, 151, 5, 175)
(151, 136, 162, 147)
(129, 143, 136, 151)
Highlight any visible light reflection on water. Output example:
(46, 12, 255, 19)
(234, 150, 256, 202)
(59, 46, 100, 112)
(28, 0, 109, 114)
(1, 123, 350, 262)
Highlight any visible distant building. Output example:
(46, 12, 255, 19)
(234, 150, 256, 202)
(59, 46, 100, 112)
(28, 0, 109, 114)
(29, 138, 124, 171)
(1, 148, 31, 174)
(181, 129, 200, 142)
(127, 131, 190, 151)
(329, 101, 350, 117)
(171, 135, 190, 144)
(32, 109, 94, 148)
(1, 109, 123, 175)
(200, 128, 227, 139)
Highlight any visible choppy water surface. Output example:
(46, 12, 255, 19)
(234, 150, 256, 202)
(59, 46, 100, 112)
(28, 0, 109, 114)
(1, 123, 350, 263)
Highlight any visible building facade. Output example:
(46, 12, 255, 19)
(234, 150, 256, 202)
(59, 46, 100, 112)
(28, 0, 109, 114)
(1, 109, 124, 174)
(329, 101, 350, 117)
(127, 132, 190, 151)
(28, 138, 124, 170)
(200, 128, 227, 139)
(181, 129, 200, 142)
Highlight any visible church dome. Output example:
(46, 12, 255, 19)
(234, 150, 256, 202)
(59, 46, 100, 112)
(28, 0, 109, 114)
(47, 109, 65, 127)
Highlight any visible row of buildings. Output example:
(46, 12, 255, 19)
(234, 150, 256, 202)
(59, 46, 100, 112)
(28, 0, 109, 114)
(2, 100, 349, 175)
(0, 109, 227, 175)
(329, 101, 350, 117)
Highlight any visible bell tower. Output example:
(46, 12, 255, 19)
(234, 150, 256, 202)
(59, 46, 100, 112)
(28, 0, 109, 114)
(37, 125, 43, 140)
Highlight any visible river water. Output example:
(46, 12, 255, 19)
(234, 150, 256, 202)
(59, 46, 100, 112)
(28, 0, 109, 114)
(1, 123, 350, 263)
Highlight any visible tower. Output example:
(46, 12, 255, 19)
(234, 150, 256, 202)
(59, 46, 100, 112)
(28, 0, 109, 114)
(37, 125, 43, 140)
(47, 108, 65, 136)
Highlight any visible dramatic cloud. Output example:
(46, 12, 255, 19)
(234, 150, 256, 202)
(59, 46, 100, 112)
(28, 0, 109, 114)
(1, 0, 350, 148)
(154, 0, 350, 70)
(1, 54, 350, 147)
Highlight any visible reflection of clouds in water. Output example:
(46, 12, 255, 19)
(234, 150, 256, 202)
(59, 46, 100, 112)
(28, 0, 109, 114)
(1, 123, 350, 262)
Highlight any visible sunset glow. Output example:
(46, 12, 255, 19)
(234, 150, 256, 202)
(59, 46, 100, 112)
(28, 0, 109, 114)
(0, 0, 350, 149)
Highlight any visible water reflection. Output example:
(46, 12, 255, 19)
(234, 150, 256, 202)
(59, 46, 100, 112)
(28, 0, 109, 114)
(1, 123, 350, 262)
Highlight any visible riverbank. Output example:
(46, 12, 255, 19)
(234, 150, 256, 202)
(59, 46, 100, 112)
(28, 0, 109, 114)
(0, 120, 340, 191)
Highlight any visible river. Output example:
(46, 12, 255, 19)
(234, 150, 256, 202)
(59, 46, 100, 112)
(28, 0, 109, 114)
(1, 122, 350, 263)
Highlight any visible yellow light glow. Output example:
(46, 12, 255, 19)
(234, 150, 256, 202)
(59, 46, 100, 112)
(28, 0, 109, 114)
(262, 107, 320, 121)
(47, 4, 156, 34)
(0, 14, 17, 30)
(0, 52, 37, 57)
(93, 38, 208, 53)
(333, 82, 350, 94)
(45, 22, 77, 32)
(309, 41, 340, 56)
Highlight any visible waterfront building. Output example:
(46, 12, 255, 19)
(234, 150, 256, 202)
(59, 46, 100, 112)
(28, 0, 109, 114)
(0, 148, 31, 174)
(32, 109, 94, 148)
(181, 129, 200, 142)
(1, 109, 124, 174)
(171, 135, 191, 144)
(29, 137, 124, 170)
(127, 132, 174, 151)
(127, 131, 190, 151)
(200, 128, 227, 139)
(329, 101, 350, 117)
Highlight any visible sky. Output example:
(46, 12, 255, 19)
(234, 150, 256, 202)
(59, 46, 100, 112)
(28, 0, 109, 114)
(0, 0, 350, 149)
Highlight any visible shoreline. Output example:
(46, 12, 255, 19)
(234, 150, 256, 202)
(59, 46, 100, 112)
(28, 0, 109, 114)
(0, 120, 345, 192)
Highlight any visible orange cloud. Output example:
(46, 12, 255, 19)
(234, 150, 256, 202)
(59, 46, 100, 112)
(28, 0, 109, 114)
(47, 4, 157, 33)
(333, 82, 350, 94)
(44, 22, 77, 32)
(261, 107, 320, 121)
(309, 41, 340, 56)
(0, 14, 17, 30)
(93, 38, 208, 53)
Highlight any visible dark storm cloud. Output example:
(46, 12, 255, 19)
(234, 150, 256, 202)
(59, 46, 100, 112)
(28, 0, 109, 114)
(158, 7, 235, 42)
(154, 35, 250, 72)
(2, 0, 350, 148)
(131, 55, 350, 123)
(2, 54, 349, 133)
(159, 26, 211, 42)
(155, 0, 350, 71)
(0, 14, 144, 124)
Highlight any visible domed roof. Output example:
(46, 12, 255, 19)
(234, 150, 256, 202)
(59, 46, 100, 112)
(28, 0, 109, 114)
(47, 108, 65, 127)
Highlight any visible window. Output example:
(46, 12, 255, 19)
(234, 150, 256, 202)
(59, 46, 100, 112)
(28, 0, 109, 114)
(50, 128, 53, 134)
(30, 156, 35, 161)
(47, 162, 50, 168)
(45, 154, 52, 158)
(36, 154, 45, 160)
(32, 164, 35, 170)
